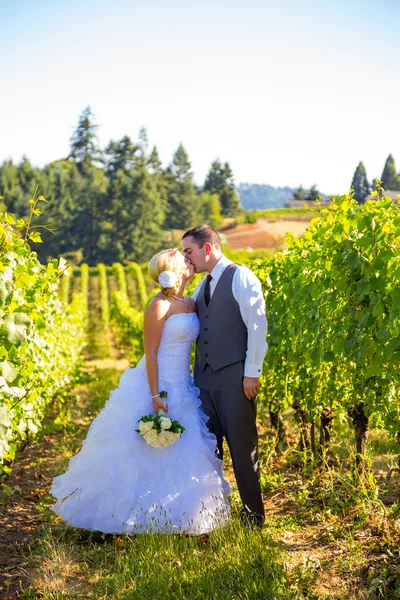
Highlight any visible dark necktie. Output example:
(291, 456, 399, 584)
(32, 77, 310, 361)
(204, 274, 212, 306)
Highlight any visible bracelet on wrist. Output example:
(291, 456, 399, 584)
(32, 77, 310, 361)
(151, 391, 168, 400)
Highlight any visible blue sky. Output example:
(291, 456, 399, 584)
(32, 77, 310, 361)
(1, 0, 399, 194)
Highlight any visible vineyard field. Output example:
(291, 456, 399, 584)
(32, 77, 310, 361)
(1, 197, 399, 599)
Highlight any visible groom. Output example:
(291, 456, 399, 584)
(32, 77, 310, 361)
(182, 224, 268, 529)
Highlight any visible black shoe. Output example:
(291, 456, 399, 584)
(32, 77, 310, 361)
(240, 509, 264, 530)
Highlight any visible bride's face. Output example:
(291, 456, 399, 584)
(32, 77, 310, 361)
(177, 252, 194, 281)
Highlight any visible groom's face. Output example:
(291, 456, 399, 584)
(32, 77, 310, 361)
(182, 236, 208, 273)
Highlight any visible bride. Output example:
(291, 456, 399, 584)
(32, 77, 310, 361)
(50, 249, 230, 534)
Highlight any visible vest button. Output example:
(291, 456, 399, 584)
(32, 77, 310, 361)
(205, 315, 209, 319)
(204, 340, 208, 344)
(205, 353, 209, 357)
(204, 328, 208, 331)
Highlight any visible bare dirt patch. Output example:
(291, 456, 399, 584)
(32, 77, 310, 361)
(224, 218, 310, 249)
(0, 389, 86, 599)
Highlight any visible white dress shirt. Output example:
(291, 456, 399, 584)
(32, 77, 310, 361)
(192, 255, 268, 377)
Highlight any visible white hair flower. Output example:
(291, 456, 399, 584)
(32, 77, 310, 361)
(158, 270, 178, 288)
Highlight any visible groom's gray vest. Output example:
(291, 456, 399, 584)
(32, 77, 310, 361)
(196, 263, 247, 372)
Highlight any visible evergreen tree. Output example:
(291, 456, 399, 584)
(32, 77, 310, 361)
(0, 157, 42, 217)
(138, 127, 149, 154)
(148, 145, 162, 175)
(204, 160, 239, 216)
(371, 178, 380, 192)
(204, 159, 225, 194)
(165, 145, 200, 229)
(306, 185, 320, 202)
(128, 168, 165, 262)
(292, 185, 306, 201)
(0, 160, 23, 214)
(199, 191, 223, 229)
(351, 162, 369, 203)
(37, 159, 84, 262)
(104, 136, 138, 177)
(381, 154, 400, 190)
(97, 168, 130, 263)
(69, 106, 101, 173)
(170, 144, 192, 182)
(17, 156, 40, 198)
(220, 162, 240, 215)
(73, 166, 108, 264)
(148, 145, 168, 218)
(135, 127, 149, 170)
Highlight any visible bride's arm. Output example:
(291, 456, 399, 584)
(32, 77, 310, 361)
(143, 298, 170, 413)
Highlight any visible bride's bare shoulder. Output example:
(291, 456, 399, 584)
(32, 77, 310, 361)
(144, 294, 171, 320)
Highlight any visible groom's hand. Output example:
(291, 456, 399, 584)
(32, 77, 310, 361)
(243, 376, 260, 400)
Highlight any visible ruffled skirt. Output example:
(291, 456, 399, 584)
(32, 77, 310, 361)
(50, 362, 230, 534)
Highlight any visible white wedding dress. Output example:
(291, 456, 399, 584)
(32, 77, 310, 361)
(50, 312, 230, 534)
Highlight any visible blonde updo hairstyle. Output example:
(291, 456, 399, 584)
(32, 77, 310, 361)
(148, 248, 183, 297)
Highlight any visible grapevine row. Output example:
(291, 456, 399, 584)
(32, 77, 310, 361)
(110, 291, 144, 364)
(98, 263, 110, 324)
(0, 215, 87, 473)
(252, 191, 400, 467)
(127, 262, 148, 309)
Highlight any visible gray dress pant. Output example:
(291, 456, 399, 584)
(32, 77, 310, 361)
(194, 360, 265, 519)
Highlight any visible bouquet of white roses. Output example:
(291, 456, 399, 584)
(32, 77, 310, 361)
(136, 409, 185, 449)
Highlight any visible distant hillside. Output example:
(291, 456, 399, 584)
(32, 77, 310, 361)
(237, 183, 329, 210)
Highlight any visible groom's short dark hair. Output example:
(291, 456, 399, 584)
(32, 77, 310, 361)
(182, 224, 221, 249)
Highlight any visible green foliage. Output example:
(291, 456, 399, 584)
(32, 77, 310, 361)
(199, 191, 223, 229)
(112, 262, 128, 297)
(127, 262, 148, 309)
(80, 263, 89, 312)
(77, 167, 109, 265)
(305, 184, 321, 202)
(136, 410, 185, 435)
(60, 271, 70, 305)
(292, 185, 306, 201)
(148, 145, 162, 174)
(381, 154, 400, 191)
(252, 207, 320, 221)
(110, 291, 143, 364)
(0, 211, 86, 470)
(252, 191, 400, 454)
(224, 247, 274, 263)
(0, 115, 243, 266)
(69, 106, 101, 172)
(128, 168, 166, 262)
(351, 161, 370, 203)
(204, 160, 240, 216)
(98, 263, 110, 324)
(103, 135, 139, 175)
(246, 211, 258, 224)
(234, 212, 247, 226)
(165, 145, 201, 229)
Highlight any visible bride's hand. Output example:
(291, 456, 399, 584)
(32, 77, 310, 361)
(153, 395, 168, 414)
(184, 257, 195, 279)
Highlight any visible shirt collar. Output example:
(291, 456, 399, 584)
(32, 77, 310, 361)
(210, 254, 231, 284)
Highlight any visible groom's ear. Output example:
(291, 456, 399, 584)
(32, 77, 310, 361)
(204, 242, 212, 255)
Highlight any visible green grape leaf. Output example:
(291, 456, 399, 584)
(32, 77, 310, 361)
(29, 231, 42, 244)
(1, 360, 18, 383)
(4, 313, 30, 344)
(364, 355, 382, 379)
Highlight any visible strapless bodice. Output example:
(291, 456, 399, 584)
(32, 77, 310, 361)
(136, 312, 200, 382)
